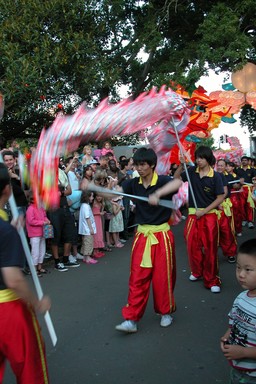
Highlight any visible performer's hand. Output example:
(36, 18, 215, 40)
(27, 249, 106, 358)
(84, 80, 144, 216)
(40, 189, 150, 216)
(11, 215, 25, 230)
(35, 295, 51, 314)
(148, 193, 160, 205)
(195, 209, 205, 218)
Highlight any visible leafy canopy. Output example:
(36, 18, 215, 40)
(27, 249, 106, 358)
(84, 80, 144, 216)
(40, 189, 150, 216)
(0, 0, 255, 140)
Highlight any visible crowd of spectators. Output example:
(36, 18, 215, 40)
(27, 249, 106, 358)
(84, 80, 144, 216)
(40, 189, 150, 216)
(0, 138, 138, 274)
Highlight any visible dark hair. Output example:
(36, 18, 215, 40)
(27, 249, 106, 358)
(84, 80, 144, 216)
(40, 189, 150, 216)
(133, 148, 157, 169)
(227, 161, 235, 168)
(2, 150, 15, 159)
(0, 163, 11, 196)
(80, 190, 93, 204)
(195, 146, 215, 166)
(241, 156, 249, 161)
(239, 239, 256, 257)
(119, 155, 127, 162)
(217, 159, 227, 165)
(120, 159, 129, 170)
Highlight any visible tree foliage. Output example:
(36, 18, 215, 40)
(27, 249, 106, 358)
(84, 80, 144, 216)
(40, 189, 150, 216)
(0, 0, 255, 140)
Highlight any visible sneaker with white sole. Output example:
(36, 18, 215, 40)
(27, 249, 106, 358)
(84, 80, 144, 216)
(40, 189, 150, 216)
(63, 260, 80, 268)
(115, 320, 137, 333)
(189, 274, 199, 281)
(248, 222, 254, 229)
(228, 256, 236, 264)
(160, 314, 173, 327)
(242, 221, 248, 227)
(55, 262, 68, 272)
(44, 252, 52, 259)
(210, 286, 221, 293)
(75, 252, 84, 260)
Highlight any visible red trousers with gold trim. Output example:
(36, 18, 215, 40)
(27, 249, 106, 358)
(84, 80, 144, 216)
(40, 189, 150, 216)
(241, 186, 254, 222)
(122, 230, 176, 322)
(230, 192, 243, 234)
(218, 210, 237, 257)
(0, 299, 49, 384)
(184, 213, 220, 288)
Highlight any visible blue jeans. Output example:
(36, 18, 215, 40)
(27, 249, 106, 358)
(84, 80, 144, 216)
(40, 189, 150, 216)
(230, 368, 256, 383)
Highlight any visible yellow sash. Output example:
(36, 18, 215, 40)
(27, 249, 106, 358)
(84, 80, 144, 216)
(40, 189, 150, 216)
(0, 209, 8, 221)
(188, 207, 221, 219)
(137, 223, 170, 268)
(0, 289, 19, 303)
(221, 198, 232, 217)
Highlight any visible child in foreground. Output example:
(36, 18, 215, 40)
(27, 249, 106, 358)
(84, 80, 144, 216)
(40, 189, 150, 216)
(221, 239, 256, 383)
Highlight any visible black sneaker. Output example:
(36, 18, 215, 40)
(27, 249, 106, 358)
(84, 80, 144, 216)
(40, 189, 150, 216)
(55, 262, 68, 272)
(228, 256, 236, 264)
(63, 261, 80, 268)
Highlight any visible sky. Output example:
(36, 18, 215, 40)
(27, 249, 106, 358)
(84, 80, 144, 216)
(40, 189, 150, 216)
(195, 70, 250, 154)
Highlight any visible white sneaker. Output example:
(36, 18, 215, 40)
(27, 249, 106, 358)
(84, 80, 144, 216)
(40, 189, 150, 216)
(248, 222, 254, 229)
(69, 255, 77, 263)
(189, 274, 199, 281)
(236, 233, 242, 237)
(75, 252, 84, 260)
(210, 286, 221, 293)
(242, 221, 248, 227)
(160, 314, 173, 327)
(44, 252, 52, 259)
(115, 320, 137, 333)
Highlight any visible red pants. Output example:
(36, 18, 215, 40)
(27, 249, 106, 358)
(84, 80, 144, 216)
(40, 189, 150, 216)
(230, 192, 243, 234)
(218, 210, 237, 257)
(241, 186, 254, 222)
(122, 230, 176, 321)
(184, 213, 220, 288)
(0, 299, 49, 384)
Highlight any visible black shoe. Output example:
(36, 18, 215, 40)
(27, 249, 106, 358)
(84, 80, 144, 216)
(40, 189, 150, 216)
(63, 261, 80, 268)
(228, 256, 236, 264)
(55, 262, 68, 272)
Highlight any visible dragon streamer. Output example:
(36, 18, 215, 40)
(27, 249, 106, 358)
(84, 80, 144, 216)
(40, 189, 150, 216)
(30, 86, 190, 207)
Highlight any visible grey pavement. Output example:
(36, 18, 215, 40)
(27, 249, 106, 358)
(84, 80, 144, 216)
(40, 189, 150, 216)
(5, 221, 254, 384)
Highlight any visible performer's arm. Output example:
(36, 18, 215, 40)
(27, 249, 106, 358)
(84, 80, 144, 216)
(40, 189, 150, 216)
(195, 194, 225, 218)
(1, 266, 51, 313)
(149, 178, 182, 205)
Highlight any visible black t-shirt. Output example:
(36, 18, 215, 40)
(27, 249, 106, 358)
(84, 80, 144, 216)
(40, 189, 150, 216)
(122, 174, 174, 225)
(236, 167, 256, 183)
(181, 166, 224, 208)
(0, 218, 25, 289)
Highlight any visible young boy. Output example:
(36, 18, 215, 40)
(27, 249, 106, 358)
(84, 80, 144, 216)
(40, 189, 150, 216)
(221, 239, 256, 383)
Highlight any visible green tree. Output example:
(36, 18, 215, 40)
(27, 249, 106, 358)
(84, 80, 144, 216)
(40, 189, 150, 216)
(0, 0, 255, 140)
(240, 104, 256, 135)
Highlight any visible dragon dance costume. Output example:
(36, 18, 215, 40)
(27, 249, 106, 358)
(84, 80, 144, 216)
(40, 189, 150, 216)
(121, 173, 176, 321)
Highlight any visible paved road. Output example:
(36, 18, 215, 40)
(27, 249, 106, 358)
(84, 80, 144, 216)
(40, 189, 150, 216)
(5, 221, 254, 384)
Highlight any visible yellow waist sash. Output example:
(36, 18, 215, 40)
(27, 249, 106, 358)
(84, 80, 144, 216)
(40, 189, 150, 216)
(220, 198, 232, 217)
(188, 208, 221, 219)
(0, 289, 19, 303)
(0, 209, 8, 221)
(137, 223, 170, 268)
